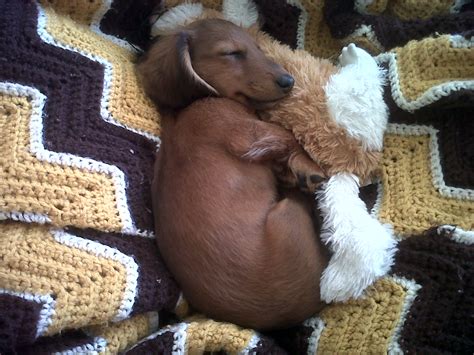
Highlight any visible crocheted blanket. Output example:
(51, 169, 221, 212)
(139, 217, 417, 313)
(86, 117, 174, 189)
(0, 0, 472, 353)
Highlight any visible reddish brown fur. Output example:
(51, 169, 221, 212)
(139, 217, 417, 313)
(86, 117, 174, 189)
(146, 8, 384, 181)
(138, 19, 329, 330)
(138, 19, 292, 110)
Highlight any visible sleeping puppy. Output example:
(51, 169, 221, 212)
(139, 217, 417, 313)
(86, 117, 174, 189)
(137, 19, 329, 330)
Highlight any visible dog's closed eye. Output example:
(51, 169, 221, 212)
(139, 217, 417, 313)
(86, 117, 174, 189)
(220, 50, 246, 58)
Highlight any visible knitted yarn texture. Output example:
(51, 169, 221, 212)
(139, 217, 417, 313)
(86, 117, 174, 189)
(0, 0, 472, 353)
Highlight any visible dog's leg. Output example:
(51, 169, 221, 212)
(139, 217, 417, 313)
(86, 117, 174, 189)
(228, 120, 326, 192)
(265, 190, 329, 295)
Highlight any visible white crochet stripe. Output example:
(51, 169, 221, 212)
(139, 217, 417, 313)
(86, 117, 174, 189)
(376, 46, 474, 112)
(346, 24, 384, 52)
(54, 337, 107, 355)
(36, 4, 161, 148)
(129, 322, 188, 354)
(368, 181, 404, 241)
(173, 322, 188, 354)
(239, 333, 261, 354)
(353, 0, 375, 15)
(450, 34, 474, 48)
(285, 0, 308, 50)
(88, 0, 139, 53)
(450, 0, 471, 13)
(387, 276, 422, 355)
(0, 82, 151, 237)
(0, 288, 56, 338)
(437, 225, 474, 245)
(303, 316, 325, 355)
(370, 179, 384, 218)
(0, 210, 51, 224)
(387, 123, 474, 201)
(52, 229, 139, 321)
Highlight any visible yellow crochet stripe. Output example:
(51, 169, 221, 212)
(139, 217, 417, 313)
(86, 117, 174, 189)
(379, 133, 473, 236)
(41, 6, 161, 138)
(317, 278, 406, 354)
(166, 0, 223, 10)
(395, 35, 473, 102)
(300, 0, 342, 59)
(0, 221, 127, 336)
(40, 0, 104, 25)
(184, 316, 256, 353)
(356, 0, 453, 19)
(88, 312, 159, 354)
(365, 0, 388, 14)
(0, 93, 122, 231)
(387, 0, 454, 20)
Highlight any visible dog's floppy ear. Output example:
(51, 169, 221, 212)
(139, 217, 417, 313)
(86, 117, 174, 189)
(137, 31, 218, 110)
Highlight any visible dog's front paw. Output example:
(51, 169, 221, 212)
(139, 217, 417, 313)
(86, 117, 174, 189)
(288, 153, 326, 193)
(339, 43, 377, 70)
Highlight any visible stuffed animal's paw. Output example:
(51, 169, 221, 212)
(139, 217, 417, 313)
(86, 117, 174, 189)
(320, 251, 380, 303)
(339, 43, 377, 70)
(320, 216, 396, 303)
(319, 222, 396, 303)
(317, 174, 396, 303)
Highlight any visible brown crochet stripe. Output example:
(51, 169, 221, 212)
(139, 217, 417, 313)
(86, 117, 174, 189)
(0, 294, 42, 351)
(18, 330, 96, 355)
(254, 0, 302, 49)
(125, 331, 176, 354)
(392, 231, 474, 353)
(268, 322, 315, 353)
(384, 85, 474, 190)
(324, 0, 474, 50)
(359, 183, 379, 212)
(100, 0, 161, 49)
(0, 0, 155, 231)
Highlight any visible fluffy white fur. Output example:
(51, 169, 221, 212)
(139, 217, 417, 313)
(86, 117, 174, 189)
(151, 0, 258, 37)
(151, 3, 204, 37)
(317, 173, 396, 303)
(222, 0, 259, 28)
(353, 0, 375, 15)
(325, 43, 388, 151)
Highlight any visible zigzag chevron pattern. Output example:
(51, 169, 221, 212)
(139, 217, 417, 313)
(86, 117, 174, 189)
(0, 0, 159, 234)
(0, 221, 179, 349)
(0, 0, 473, 353)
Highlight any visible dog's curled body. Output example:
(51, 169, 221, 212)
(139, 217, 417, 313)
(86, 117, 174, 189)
(153, 98, 328, 330)
(138, 19, 330, 329)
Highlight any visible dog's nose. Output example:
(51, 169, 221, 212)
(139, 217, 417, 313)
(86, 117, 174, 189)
(276, 74, 295, 92)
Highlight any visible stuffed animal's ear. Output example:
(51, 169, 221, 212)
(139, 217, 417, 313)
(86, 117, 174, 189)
(137, 31, 217, 110)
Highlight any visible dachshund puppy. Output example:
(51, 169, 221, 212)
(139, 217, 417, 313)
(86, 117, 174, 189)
(138, 19, 329, 330)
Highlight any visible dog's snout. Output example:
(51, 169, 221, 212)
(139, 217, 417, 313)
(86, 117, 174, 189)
(276, 74, 295, 92)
